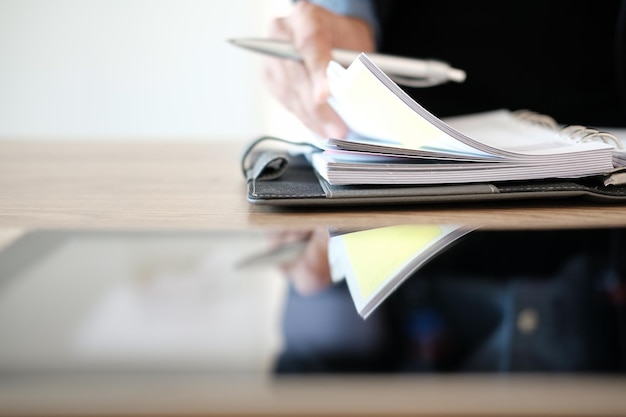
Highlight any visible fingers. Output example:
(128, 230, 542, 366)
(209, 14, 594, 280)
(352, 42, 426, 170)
(263, 5, 348, 138)
(288, 1, 333, 104)
(262, 2, 375, 138)
(263, 53, 347, 138)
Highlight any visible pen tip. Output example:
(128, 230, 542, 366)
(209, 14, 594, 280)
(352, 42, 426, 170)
(450, 68, 467, 83)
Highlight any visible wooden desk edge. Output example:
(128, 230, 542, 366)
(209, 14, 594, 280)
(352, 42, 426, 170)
(1, 374, 626, 416)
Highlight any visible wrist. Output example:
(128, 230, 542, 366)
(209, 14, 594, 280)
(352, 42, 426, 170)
(303, 0, 379, 47)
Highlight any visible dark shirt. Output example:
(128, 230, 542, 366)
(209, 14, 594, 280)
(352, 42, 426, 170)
(277, 230, 626, 373)
(373, 0, 626, 126)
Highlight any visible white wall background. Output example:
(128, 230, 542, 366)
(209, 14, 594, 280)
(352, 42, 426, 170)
(0, 0, 306, 141)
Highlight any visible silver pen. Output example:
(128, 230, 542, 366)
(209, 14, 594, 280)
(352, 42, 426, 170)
(229, 37, 466, 87)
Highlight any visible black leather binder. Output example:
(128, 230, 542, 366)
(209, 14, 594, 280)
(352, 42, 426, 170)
(244, 152, 626, 207)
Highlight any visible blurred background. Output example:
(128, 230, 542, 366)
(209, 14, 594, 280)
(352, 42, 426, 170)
(0, 0, 306, 142)
(0, 0, 306, 375)
(0, 231, 287, 374)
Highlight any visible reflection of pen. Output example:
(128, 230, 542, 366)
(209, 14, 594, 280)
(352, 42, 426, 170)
(235, 238, 308, 269)
(228, 37, 466, 87)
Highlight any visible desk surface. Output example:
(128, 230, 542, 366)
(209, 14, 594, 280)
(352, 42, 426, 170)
(1, 141, 626, 232)
(1, 374, 625, 417)
(1, 141, 626, 417)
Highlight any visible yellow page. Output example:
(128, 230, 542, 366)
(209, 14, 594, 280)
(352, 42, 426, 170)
(326, 58, 482, 156)
(327, 59, 444, 149)
(341, 224, 443, 299)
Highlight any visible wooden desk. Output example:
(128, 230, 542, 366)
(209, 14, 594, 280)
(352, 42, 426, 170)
(1, 141, 626, 233)
(1, 374, 625, 417)
(1, 141, 626, 417)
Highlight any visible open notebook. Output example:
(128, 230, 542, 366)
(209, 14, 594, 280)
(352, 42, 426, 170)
(241, 54, 626, 206)
(310, 55, 623, 185)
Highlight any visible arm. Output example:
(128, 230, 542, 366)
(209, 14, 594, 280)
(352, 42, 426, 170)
(263, 0, 376, 138)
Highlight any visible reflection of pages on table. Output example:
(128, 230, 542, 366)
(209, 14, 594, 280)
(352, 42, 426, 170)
(328, 225, 472, 319)
(311, 54, 621, 185)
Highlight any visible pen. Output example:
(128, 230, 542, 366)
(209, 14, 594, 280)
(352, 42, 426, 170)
(229, 37, 466, 87)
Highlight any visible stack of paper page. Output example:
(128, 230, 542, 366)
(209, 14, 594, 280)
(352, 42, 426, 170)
(310, 55, 621, 185)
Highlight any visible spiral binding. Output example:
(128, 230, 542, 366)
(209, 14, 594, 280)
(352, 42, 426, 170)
(512, 109, 623, 150)
(512, 109, 559, 130)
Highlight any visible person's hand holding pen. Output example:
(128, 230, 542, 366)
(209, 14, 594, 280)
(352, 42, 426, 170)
(263, 1, 375, 138)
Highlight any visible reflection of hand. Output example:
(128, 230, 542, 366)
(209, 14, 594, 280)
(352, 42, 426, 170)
(263, 1, 375, 138)
(270, 228, 332, 295)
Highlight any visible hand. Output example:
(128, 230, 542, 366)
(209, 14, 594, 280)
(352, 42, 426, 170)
(263, 1, 375, 138)
(270, 228, 332, 295)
